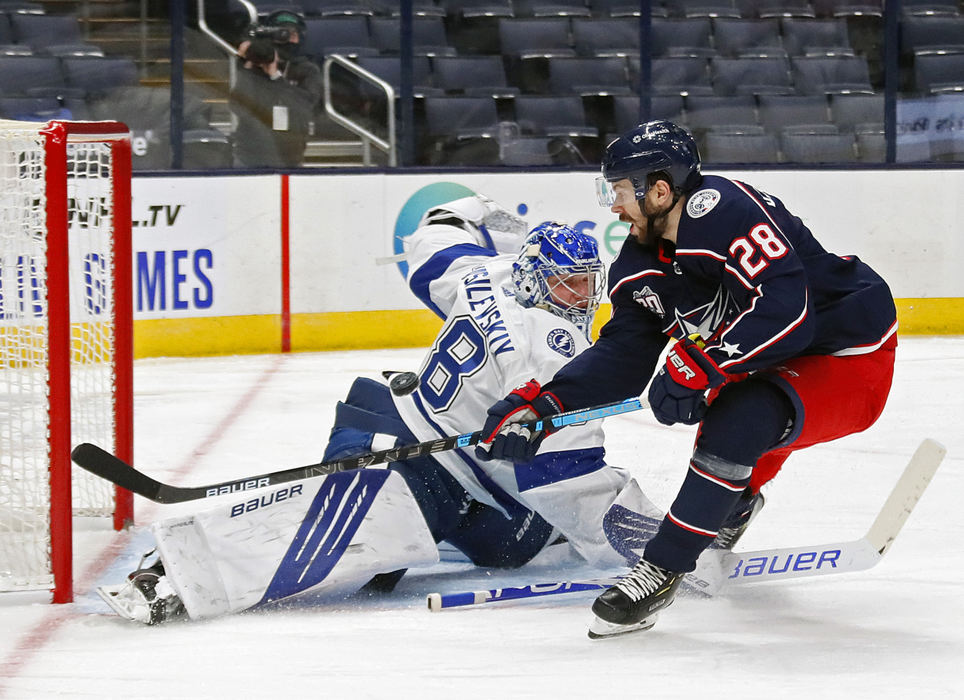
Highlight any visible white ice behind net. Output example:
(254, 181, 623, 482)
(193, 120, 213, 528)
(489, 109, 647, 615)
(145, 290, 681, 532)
(1, 123, 117, 590)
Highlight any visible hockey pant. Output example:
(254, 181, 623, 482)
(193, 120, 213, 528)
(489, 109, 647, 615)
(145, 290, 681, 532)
(644, 336, 897, 573)
(323, 377, 556, 570)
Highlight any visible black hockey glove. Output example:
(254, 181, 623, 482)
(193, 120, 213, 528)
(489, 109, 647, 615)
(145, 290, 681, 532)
(648, 337, 726, 426)
(476, 380, 563, 463)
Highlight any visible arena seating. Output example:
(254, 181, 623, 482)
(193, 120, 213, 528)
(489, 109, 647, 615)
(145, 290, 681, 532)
(8, 0, 953, 167)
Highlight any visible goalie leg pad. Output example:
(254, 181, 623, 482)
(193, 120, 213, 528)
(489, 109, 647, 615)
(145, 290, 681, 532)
(153, 469, 438, 619)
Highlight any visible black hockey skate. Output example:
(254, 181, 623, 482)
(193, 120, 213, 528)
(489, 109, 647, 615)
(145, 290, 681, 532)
(588, 558, 684, 639)
(97, 551, 186, 625)
(711, 489, 765, 551)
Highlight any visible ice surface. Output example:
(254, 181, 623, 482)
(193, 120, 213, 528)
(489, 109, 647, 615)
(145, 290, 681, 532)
(1, 338, 962, 699)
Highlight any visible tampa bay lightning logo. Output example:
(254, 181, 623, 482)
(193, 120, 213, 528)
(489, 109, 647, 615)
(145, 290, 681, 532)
(546, 328, 576, 357)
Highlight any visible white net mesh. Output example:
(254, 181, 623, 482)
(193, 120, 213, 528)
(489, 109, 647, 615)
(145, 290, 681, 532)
(0, 122, 119, 591)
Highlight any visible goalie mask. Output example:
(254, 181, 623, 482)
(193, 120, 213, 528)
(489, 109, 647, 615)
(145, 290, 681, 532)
(512, 222, 605, 337)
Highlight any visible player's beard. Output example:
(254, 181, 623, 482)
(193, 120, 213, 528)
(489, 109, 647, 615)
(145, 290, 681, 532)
(625, 199, 671, 247)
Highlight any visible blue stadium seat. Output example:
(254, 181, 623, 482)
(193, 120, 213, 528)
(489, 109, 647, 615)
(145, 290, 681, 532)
(422, 95, 501, 164)
(651, 18, 716, 57)
(737, 0, 816, 18)
(900, 0, 961, 17)
(702, 127, 781, 162)
(441, 0, 514, 19)
(591, 0, 671, 17)
(685, 94, 759, 132)
(780, 125, 856, 161)
(512, 94, 600, 161)
(369, 16, 456, 56)
(757, 93, 830, 131)
(432, 55, 519, 97)
(547, 56, 632, 96)
(900, 16, 964, 58)
(513, 0, 592, 18)
(498, 18, 575, 58)
(354, 55, 441, 97)
(663, 0, 741, 19)
(829, 92, 882, 130)
(297, 1, 380, 18)
(301, 17, 378, 58)
(499, 135, 556, 165)
(512, 94, 598, 137)
(639, 56, 714, 95)
(0, 55, 65, 95)
(780, 17, 854, 56)
(385, 0, 448, 17)
(913, 53, 964, 94)
(712, 18, 786, 57)
(571, 18, 640, 57)
(811, 0, 882, 17)
(791, 55, 873, 94)
(711, 56, 794, 95)
(61, 56, 139, 97)
(8, 13, 82, 50)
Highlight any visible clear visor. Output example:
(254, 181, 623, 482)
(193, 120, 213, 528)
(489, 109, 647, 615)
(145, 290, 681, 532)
(595, 176, 615, 207)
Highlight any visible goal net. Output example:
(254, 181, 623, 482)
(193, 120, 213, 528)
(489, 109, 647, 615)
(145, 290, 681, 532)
(0, 120, 133, 603)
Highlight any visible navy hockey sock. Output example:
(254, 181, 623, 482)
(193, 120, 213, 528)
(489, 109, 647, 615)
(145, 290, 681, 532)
(643, 450, 751, 572)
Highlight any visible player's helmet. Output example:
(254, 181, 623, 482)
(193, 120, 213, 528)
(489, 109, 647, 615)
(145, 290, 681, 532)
(595, 120, 702, 206)
(512, 222, 604, 335)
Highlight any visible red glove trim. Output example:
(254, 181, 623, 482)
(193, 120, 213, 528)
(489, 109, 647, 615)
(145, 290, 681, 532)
(510, 379, 543, 403)
(665, 338, 725, 391)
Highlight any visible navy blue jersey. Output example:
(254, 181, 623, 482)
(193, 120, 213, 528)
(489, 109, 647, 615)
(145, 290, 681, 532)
(545, 174, 898, 409)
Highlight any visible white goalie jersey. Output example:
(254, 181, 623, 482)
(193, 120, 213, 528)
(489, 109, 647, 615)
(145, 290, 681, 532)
(393, 198, 661, 567)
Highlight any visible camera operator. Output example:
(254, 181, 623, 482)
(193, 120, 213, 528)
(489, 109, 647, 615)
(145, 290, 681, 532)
(230, 10, 323, 168)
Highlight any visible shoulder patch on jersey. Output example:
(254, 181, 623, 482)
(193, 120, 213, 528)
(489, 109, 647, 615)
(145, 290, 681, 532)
(546, 328, 576, 358)
(686, 189, 721, 219)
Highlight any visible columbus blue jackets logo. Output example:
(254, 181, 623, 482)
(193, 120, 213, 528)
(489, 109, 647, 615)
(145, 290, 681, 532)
(686, 189, 721, 219)
(546, 328, 576, 357)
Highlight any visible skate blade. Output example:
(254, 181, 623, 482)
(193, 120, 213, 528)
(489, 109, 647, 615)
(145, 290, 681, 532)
(96, 584, 150, 624)
(587, 613, 659, 639)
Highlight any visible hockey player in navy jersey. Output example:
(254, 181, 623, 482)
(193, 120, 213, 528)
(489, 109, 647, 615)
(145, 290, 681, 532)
(480, 120, 898, 638)
(98, 196, 668, 625)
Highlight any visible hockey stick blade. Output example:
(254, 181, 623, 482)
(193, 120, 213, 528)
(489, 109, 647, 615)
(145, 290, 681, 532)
(70, 397, 647, 504)
(427, 438, 946, 610)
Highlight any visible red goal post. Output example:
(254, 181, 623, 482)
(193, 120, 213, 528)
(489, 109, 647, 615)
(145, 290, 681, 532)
(0, 120, 133, 603)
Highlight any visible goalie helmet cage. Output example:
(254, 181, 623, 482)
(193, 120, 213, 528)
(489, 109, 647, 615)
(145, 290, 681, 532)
(0, 120, 133, 604)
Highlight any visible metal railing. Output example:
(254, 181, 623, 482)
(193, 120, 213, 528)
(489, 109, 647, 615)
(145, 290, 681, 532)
(323, 55, 398, 167)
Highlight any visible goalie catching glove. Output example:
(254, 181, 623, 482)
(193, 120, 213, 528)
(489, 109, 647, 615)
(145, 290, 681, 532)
(476, 380, 563, 463)
(648, 336, 726, 426)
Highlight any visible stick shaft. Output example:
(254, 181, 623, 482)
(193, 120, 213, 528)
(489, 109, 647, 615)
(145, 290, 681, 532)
(71, 397, 647, 504)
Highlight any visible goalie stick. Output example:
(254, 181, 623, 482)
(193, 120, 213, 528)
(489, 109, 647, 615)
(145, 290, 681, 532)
(427, 438, 946, 611)
(70, 397, 647, 504)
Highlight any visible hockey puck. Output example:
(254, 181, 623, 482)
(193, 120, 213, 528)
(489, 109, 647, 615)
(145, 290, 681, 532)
(389, 371, 420, 396)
